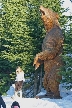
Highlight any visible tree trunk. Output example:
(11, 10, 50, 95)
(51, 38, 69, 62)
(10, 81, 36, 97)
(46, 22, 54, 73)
(38, 66, 42, 93)
(34, 71, 38, 97)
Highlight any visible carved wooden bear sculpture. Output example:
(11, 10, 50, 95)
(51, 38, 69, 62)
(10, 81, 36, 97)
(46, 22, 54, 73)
(33, 6, 64, 98)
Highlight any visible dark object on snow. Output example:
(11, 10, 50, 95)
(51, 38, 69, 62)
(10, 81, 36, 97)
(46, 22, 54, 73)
(0, 95, 6, 108)
(11, 101, 20, 108)
(33, 5, 64, 98)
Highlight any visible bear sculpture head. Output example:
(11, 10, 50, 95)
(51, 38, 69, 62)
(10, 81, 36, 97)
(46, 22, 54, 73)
(40, 5, 60, 32)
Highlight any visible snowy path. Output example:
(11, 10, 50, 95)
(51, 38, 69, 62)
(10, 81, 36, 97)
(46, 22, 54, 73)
(4, 83, 72, 108)
(2, 95, 72, 108)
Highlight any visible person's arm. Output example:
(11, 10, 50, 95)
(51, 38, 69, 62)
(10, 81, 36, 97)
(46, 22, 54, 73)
(0, 96, 6, 108)
(22, 72, 25, 82)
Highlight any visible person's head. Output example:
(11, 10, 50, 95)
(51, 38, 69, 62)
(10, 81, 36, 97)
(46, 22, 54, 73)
(11, 101, 20, 108)
(16, 66, 23, 74)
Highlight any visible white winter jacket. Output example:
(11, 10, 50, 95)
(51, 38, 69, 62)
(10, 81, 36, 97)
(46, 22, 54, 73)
(15, 72, 25, 82)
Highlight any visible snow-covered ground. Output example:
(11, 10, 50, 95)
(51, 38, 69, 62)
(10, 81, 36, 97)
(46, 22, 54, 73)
(2, 95, 72, 108)
(2, 83, 72, 108)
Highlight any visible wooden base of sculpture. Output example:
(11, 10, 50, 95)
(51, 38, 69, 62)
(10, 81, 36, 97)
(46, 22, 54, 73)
(35, 92, 62, 99)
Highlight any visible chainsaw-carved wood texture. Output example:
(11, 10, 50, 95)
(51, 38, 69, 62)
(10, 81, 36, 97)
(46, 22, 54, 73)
(33, 6, 64, 98)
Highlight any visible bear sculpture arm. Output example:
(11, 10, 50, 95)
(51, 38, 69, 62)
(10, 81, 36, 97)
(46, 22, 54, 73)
(33, 38, 63, 70)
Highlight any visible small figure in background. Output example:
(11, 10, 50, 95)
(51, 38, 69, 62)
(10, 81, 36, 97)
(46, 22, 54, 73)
(14, 66, 25, 98)
(0, 94, 6, 108)
(11, 101, 20, 108)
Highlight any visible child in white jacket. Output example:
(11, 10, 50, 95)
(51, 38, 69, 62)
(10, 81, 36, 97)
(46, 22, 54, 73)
(15, 66, 25, 98)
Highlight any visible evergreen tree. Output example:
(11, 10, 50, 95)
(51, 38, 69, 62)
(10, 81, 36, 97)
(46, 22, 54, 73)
(60, 16, 72, 89)
(0, 0, 34, 94)
(0, 0, 67, 96)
